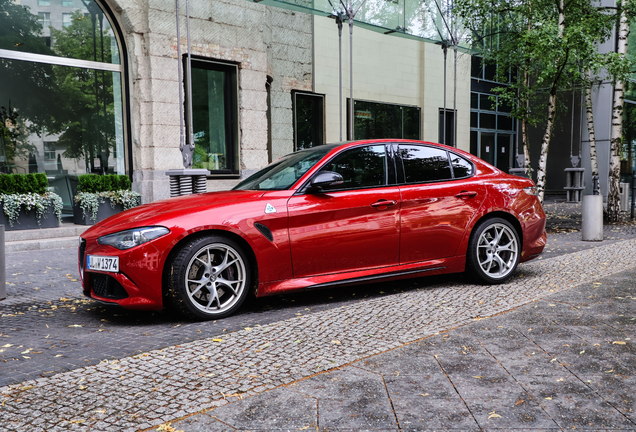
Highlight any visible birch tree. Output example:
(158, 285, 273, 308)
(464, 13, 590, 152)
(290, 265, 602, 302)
(607, 1, 631, 221)
(455, 0, 615, 204)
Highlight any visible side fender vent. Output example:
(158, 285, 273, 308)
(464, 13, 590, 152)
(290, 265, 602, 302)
(254, 223, 274, 242)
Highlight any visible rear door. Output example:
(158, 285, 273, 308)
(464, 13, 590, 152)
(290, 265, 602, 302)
(287, 144, 401, 278)
(397, 144, 486, 263)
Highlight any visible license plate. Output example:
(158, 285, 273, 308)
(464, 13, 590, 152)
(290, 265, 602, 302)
(87, 255, 119, 273)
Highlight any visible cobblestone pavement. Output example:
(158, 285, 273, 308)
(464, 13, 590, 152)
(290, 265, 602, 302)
(2, 234, 636, 431)
(173, 267, 636, 431)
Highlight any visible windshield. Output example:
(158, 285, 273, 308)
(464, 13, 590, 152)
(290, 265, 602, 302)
(233, 145, 336, 191)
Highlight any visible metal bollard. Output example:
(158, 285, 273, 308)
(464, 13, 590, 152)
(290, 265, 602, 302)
(582, 195, 604, 241)
(0, 225, 5, 300)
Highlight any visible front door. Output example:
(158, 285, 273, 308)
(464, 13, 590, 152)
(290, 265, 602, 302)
(287, 144, 400, 278)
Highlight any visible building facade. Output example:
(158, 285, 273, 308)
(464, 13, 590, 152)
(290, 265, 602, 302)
(1, 0, 633, 208)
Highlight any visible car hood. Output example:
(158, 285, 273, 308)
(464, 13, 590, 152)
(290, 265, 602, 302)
(91, 190, 266, 233)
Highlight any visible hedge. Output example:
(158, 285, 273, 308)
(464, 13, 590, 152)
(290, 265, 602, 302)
(77, 174, 132, 193)
(0, 173, 48, 195)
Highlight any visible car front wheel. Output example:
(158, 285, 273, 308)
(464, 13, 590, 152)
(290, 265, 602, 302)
(165, 235, 251, 320)
(467, 217, 520, 284)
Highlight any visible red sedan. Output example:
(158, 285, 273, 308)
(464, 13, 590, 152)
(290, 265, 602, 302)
(79, 140, 546, 320)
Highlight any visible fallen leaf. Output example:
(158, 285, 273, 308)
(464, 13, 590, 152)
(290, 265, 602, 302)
(605, 369, 614, 373)
(68, 325, 83, 328)
(472, 376, 483, 379)
(545, 397, 552, 400)
(2, 344, 12, 348)
(331, 340, 341, 344)
(55, 354, 63, 357)
(212, 339, 223, 342)
(488, 411, 502, 419)
(557, 378, 563, 382)
(515, 398, 524, 406)
(612, 341, 627, 345)
(579, 350, 585, 354)
(420, 393, 429, 397)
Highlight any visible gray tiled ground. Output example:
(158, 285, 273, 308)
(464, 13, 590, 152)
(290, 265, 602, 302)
(2, 237, 636, 431)
(173, 268, 636, 432)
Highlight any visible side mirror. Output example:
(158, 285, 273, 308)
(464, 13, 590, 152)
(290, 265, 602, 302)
(308, 171, 344, 192)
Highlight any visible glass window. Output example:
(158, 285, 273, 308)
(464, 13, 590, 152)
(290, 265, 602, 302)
(2, 1, 120, 65)
(37, 12, 50, 28)
(293, 92, 324, 150)
(399, 145, 452, 183)
(480, 94, 495, 111)
(320, 145, 387, 190)
(450, 153, 474, 178)
(350, 100, 420, 140)
(189, 59, 239, 174)
(44, 142, 56, 160)
(471, 56, 483, 79)
(63, 0, 74, 6)
(38, 0, 50, 5)
(480, 113, 496, 129)
(498, 115, 513, 131)
(438, 109, 455, 147)
(0, 0, 127, 215)
(234, 145, 335, 191)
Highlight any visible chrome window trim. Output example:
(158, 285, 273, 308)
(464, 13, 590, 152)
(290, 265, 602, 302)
(0, 49, 122, 72)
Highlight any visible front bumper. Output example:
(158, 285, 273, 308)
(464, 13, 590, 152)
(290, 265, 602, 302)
(79, 236, 166, 311)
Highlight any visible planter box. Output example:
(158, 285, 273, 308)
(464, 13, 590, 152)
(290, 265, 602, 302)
(73, 200, 124, 225)
(0, 201, 60, 231)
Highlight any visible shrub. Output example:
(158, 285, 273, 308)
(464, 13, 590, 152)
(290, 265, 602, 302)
(77, 174, 132, 193)
(0, 173, 49, 195)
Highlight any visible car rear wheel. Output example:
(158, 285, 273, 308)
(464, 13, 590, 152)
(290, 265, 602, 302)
(165, 235, 251, 320)
(466, 217, 520, 284)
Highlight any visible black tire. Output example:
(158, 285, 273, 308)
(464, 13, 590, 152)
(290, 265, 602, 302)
(165, 235, 252, 320)
(466, 217, 520, 284)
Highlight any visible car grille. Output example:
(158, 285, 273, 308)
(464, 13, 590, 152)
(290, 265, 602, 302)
(90, 273, 129, 300)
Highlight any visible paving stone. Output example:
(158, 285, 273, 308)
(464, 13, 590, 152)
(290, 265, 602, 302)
(2, 214, 636, 429)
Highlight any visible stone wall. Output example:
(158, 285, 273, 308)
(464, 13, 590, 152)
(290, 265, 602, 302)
(104, 0, 312, 202)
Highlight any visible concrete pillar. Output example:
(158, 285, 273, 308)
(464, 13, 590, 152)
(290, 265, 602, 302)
(581, 195, 604, 241)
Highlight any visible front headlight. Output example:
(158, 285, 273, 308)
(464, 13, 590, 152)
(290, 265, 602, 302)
(97, 227, 170, 250)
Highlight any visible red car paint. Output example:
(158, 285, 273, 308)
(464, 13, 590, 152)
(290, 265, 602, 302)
(79, 140, 546, 310)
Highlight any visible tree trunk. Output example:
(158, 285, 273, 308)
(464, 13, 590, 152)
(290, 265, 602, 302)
(522, 69, 532, 178)
(536, 90, 557, 203)
(607, 4, 630, 221)
(535, 0, 565, 204)
(585, 70, 600, 195)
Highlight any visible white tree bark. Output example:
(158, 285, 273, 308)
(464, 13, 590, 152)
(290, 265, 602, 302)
(535, 0, 565, 204)
(585, 70, 600, 195)
(608, 3, 630, 221)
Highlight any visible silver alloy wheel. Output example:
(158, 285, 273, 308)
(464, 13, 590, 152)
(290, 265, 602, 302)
(476, 223, 518, 279)
(184, 243, 247, 315)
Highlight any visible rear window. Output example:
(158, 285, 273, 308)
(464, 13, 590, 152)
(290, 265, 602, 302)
(399, 145, 452, 183)
(450, 153, 474, 178)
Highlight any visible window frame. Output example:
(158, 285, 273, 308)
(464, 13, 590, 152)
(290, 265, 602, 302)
(0, 0, 132, 180)
(299, 144, 393, 194)
(292, 90, 325, 151)
(394, 143, 475, 185)
(185, 57, 240, 178)
(346, 98, 421, 141)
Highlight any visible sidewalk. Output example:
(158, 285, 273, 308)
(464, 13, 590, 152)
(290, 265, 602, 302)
(0, 203, 635, 431)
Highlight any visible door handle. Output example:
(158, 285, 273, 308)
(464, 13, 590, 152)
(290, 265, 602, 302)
(455, 191, 477, 198)
(370, 200, 397, 208)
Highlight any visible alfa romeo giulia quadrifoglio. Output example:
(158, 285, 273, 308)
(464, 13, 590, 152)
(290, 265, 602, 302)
(78, 139, 546, 320)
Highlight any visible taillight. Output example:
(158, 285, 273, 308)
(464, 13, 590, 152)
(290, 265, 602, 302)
(523, 186, 538, 196)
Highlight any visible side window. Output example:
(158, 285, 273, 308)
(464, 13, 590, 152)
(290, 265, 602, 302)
(320, 145, 387, 189)
(450, 153, 474, 178)
(399, 145, 452, 183)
